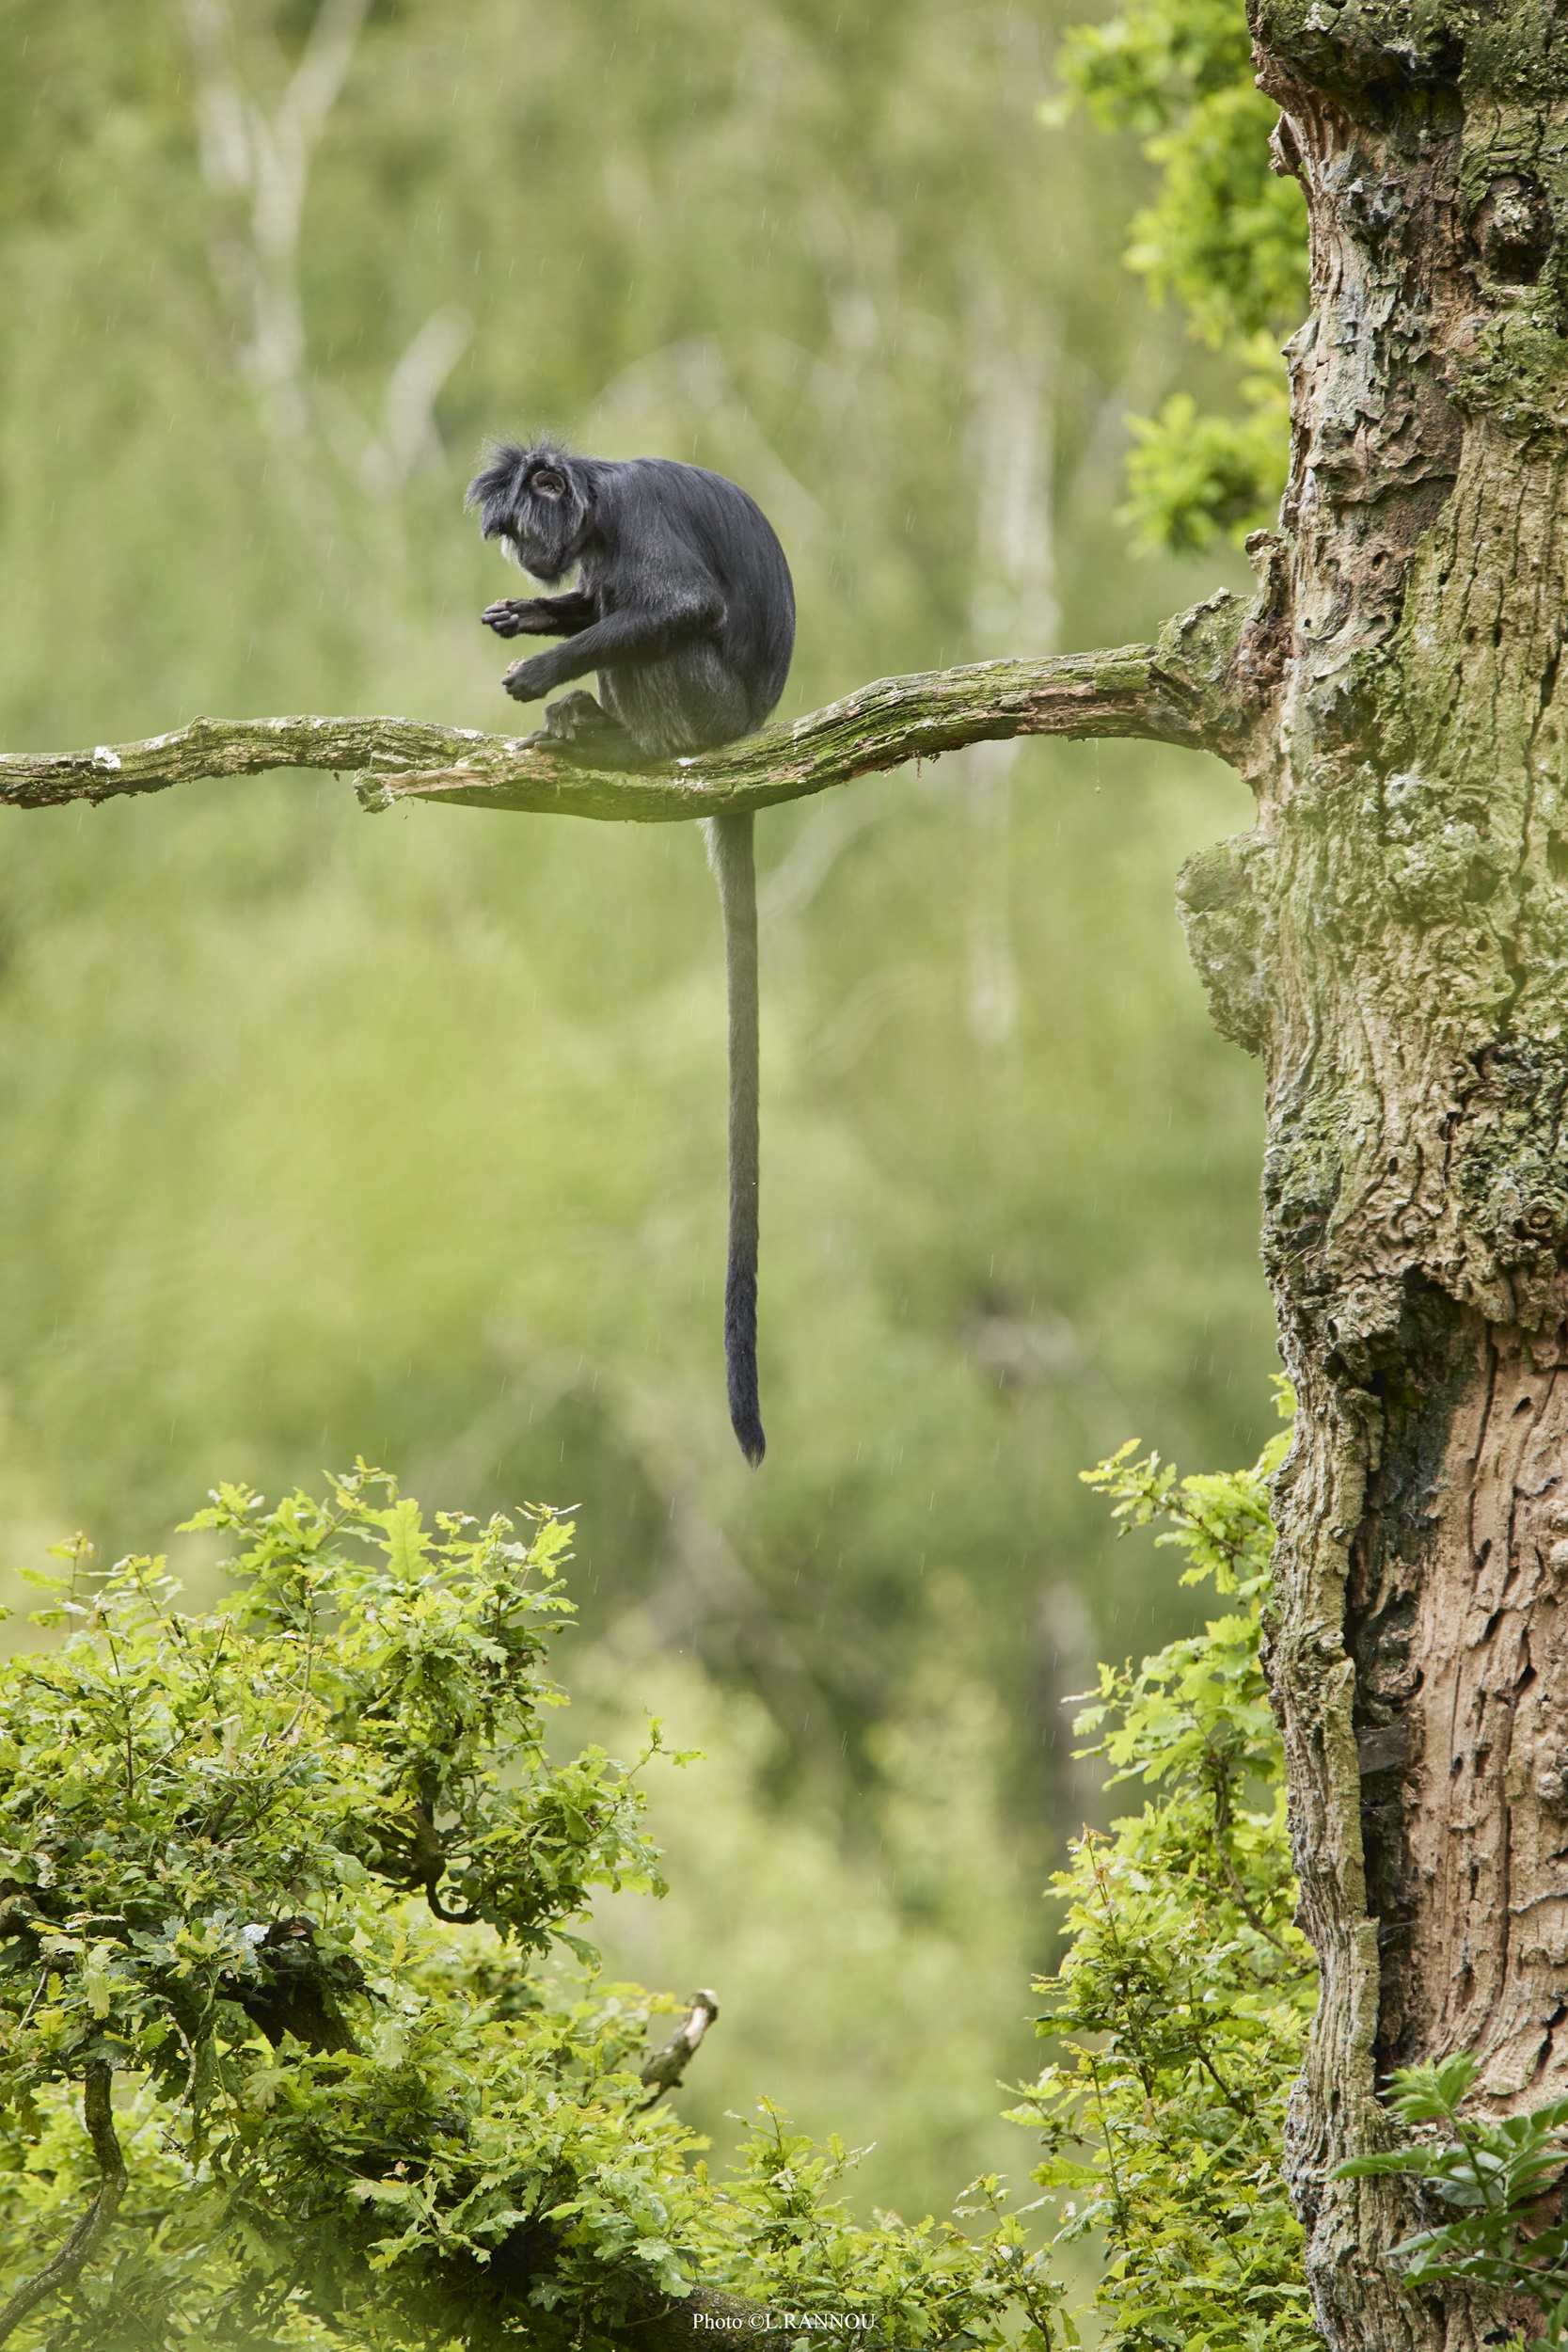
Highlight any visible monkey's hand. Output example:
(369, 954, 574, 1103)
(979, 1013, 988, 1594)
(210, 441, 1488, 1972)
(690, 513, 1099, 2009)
(485, 590, 597, 642)
(482, 599, 536, 640)
(500, 651, 557, 700)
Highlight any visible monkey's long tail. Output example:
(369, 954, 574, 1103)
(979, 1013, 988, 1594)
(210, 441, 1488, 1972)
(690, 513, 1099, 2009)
(705, 810, 765, 1467)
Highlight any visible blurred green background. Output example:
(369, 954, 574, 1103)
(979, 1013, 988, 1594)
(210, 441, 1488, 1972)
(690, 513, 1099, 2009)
(0, 0, 1275, 2222)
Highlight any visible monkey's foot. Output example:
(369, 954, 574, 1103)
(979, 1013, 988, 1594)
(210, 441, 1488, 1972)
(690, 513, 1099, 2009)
(516, 691, 651, 771)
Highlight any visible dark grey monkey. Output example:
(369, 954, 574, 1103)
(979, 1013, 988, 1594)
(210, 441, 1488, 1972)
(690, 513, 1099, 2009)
(466, 443, 796, 1465)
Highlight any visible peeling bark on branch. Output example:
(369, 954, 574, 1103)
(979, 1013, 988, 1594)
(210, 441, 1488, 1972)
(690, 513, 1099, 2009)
(0, 596, 1268, 820)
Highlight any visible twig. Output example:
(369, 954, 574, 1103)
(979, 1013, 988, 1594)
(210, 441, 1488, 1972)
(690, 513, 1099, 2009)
(16, 1964, 48, 2032)
(1211, 1824, 1293, 1955)
(105, 1633, 136, 1803)
(262, 1594, 317, 1752)
(0, 2062, 127, 2343)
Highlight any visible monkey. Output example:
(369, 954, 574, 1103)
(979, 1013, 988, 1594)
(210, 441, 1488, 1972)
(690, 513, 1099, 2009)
(466, 442, 796, 1467)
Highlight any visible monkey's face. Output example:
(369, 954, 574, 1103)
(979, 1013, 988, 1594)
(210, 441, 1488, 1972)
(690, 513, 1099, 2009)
(500, 457, 592, 585)
(467, 443, 592, 584)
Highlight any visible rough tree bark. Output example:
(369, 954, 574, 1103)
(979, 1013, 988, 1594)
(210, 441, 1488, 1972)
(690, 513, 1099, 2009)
(7, 14, 1567, 2344)
(0, 631, 1258, 817)
(1177, 7, 1568, 2348)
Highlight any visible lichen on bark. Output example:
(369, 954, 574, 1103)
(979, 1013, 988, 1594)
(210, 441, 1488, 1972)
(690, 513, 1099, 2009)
(1187, 7, 1568, 2346)
(11, 20, 1568, 2347)
(0, 625, 1258, 820)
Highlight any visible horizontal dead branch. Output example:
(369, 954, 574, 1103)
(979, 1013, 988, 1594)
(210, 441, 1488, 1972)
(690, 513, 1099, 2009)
(0, 592, 1259, 821)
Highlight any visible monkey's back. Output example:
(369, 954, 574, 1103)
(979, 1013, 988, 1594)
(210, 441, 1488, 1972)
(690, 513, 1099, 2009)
(585, 459, 795, 758)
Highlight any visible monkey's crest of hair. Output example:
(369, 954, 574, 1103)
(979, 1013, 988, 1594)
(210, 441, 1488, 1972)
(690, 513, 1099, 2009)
(466, 440, 592, 585)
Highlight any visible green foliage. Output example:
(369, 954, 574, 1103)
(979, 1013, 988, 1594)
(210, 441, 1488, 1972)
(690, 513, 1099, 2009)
(0, 1415, 1339, 2347)
(1119, 343, 1291, 555)
(0, 0, 1279, 2233)
(0, 1473, 1066, 2349)
(582, 1613, 1041, 2222)
(1055, 2, 1305, 341)
(0, 0, 1275, 1826)
(1053, 0, 1306, 549)
(1, 1470, 663, 1975)
(1337, 2054, 1568, 2344)
(1011, 1389, 1322, 2350)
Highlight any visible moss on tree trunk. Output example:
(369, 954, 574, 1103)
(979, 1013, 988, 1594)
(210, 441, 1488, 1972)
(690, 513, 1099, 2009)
(1172, 7, 1568, 2344)
(12, 14, 1568, 2343)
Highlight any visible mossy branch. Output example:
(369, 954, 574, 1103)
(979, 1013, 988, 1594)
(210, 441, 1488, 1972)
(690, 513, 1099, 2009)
(0, 592, 1265, 821)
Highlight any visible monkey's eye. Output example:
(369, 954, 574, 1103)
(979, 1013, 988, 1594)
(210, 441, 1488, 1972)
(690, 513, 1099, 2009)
(531, 469, 567, 498)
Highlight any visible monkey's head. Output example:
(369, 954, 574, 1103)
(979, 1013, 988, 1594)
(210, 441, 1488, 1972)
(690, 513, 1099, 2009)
(466, 442, 593, 585)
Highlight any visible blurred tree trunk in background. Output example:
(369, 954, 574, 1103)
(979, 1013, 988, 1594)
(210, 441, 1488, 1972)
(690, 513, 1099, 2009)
(22, 4, 1568, 2325)
(0, 0, 1282, 2220)
(0, 0, 1276, 1830)
(1181, 8, 1568, 2344)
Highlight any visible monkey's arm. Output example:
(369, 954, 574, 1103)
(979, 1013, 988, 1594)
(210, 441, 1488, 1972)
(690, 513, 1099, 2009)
(500, 592, 721, 702)
(481, 591, 597, 641)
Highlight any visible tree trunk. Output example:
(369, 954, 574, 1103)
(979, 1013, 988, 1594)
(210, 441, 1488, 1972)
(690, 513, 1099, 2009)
(17, 19, 1568, 2344)
(1177, 8, 1568, 2345)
